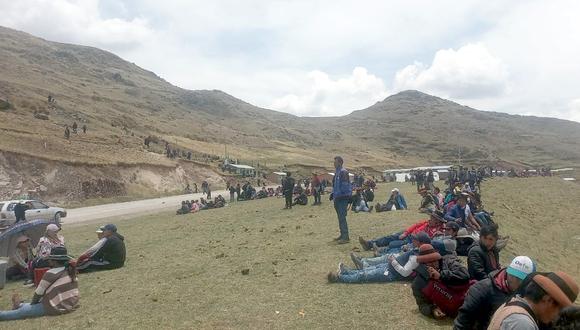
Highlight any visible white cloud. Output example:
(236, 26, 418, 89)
(393, 43, 509, 99)
(1, 0, 580, 122)
(270, 67, 389, 116)
(0, 0, 154, 51)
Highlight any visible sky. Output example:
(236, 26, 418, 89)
(1, 0, 580, 122)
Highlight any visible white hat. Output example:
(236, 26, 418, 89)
(46, 224, 60, 232)
(391, 188, 399, 193)
(507, 256, 536, 280)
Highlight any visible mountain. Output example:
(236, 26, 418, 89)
(1, 25, 579, 189)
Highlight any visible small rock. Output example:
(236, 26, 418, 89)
(295, 225, 301, 229)
(241, 268, 250, 275)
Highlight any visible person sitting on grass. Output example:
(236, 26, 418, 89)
(190, 200, 201, 213)
(488, 271, 578, 330)
(359, 210, 445, 253)
(353, 188, 373, 212)
(0, 246, 79, 321)
(418, 188, 438, 212)
(28, 224, 65, 285)
(411, 244, 471, 320)
(6, 235, 33, 281)
(292, 190, 308, 206)
(176, 201, 190, 215)
(214, 195, 226, 208)
(375, 188, 407, 212)
(327, 233, 431, 284)
(444, 194, 481, 230)
(454, 256, 536, 330)
(77, 224, 125, 272)
(349, 232, 431, 270)
(467, 224, 500, 281)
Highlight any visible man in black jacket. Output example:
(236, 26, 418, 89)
(13, 201, 29, 224)
(468, 224, 500, 281)
(282, 172, 295, 209)
(77, 224, 126, 272)
(453, 256, 536, 330)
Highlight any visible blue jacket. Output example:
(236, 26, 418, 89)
(332, 166, 352, 200)
(445, 204, 466, 223)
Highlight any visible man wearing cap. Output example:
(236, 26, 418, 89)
(77, 224, 125, 272)
(431, 221, 460, 257)
(330, 156, 352, 244)
(488, 271, 579, 329)
(359, 210, 445, 253)
(376, 188, 407, 212)
(453, 256, 536, 330)
(412, 244, 471, 319)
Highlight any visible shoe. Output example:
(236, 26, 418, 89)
(350, 252, 364, 270)
(333, 236, 342, 241)
(358, 236, 370, 251)
(327, 271, 339, 283)
(337, 238, 350, 245)
(338, 262, 353, 274)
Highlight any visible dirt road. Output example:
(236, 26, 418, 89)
(62, 189, 239, 225)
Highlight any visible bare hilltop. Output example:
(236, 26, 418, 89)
(1, 26, 579, 201)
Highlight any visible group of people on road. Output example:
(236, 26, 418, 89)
(324, 156, 578, 329)
(2, 223, 126, 321)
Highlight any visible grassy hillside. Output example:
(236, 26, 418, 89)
(2, 26, 580, 170)
(1, 178, 578, 329)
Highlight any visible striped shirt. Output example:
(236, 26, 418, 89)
(35, 267, 79, 315)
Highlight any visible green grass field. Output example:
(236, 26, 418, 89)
(1, 178, 579, 329)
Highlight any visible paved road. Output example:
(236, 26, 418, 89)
(62, 189, 235, 225)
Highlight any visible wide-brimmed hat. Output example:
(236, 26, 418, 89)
(416, 244, 442, 264)
(430, 209, 445, 222)
(46, 246, 73, 261)
(16, 235, 30, 243)
(532, 272, 579, 307)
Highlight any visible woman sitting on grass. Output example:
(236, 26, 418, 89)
(0, 246, 79, 321)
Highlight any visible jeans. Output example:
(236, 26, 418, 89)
(0, 303, 45, 321)
(313, 189, 321, 204)
(361, 255, 389, 268)
(338, 264, 397, 283)
(284, 194, 292, 208)
(230, 192, 235, 203)
(369, 231, 404, 247)
(334, 198, 349, 239)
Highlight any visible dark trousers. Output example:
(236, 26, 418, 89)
(334, 198, 349, 239)
(15, 214, 25, 224)
(313, 189, 321, 204)
(284, 193, 292, 208)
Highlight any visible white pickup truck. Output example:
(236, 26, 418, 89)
(0, 200, 67, 227)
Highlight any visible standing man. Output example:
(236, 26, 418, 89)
(282, 172, 295, 209)
(311, 173, 321, 206)
(330, 156, 352, 244)
(13, 201, 29, 225)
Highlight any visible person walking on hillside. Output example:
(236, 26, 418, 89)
(282, 172, 295, 209)
(72, 122, 78, 134)
(82, 124, 87, 134)
(331, 156, 352, 244)
(64, 126, 70, 140)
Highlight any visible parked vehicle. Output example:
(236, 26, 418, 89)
(0, 200, 67, 227)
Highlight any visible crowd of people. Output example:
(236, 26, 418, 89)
(1, 223, 126, 321)
(325, 161, 578, 329)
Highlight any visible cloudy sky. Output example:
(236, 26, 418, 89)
(1, 0, 580, 122)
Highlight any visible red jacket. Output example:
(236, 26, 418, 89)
(403, 220, 443, 238)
